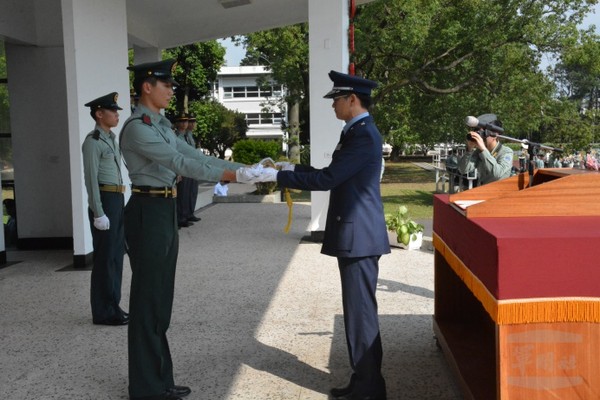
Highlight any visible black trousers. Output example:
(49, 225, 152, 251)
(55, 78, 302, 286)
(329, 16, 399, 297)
(125, 196, 178, 398)
(188, 178, 198, 217)
(176, 177, 193, 223)
(88, 191, 125, 322)
(337, 256, 386, 397)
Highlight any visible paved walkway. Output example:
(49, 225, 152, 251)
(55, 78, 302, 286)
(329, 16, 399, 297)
(0, 189, 462, 399)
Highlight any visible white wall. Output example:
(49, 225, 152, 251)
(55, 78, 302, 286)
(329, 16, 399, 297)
(62, 0, 130, 257)
(308, 0, 348, 232)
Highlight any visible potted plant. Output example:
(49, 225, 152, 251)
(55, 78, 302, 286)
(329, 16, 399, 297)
(385, 205, 425, 250)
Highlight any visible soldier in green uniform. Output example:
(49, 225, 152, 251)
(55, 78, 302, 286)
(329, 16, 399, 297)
(184, 116, 201, 222)
(173, 115, 193, 228)
(458, 113, 514, 186)
(82, 92, 128, 326)
(121, 59, 261, 400)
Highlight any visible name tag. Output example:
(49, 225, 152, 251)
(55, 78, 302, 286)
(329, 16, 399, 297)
(335, 144, 342, 151)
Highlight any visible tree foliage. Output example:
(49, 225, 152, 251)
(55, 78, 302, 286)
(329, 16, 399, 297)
(232, 24, 310, 145)
(164, 41, 226, 116)
(162, 42, 248, 158)
(353, 0, 597, 152)
(190, 99, 246, 159)
(551, 28, 600, 145)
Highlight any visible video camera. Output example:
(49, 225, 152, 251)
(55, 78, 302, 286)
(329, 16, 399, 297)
(466, 128, 488, 142)
(465, 114, 503, 142)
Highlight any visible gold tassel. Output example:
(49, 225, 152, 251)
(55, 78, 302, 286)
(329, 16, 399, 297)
(433, 234, 600, 325)
(283, 188, 293, 234)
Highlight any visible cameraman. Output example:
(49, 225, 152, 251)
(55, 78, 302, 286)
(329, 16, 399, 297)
(458, 114, 513, 186)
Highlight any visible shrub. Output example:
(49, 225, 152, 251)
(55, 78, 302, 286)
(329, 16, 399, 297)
(232, 139, 281, 165)
(232, 139, 282, 194)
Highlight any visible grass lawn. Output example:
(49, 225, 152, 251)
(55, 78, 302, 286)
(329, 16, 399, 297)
(381, 161, 435, 219)
(289, 161, 436, 219)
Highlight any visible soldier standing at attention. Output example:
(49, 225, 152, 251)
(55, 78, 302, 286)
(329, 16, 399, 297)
(184, 116, 201, 222)
(173, 115, 193, 228)
(120, 59, 261, 400)
(82, 92, 128, 327)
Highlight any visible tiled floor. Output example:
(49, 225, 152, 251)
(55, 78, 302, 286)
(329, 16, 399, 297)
(0, 199, 462, 399)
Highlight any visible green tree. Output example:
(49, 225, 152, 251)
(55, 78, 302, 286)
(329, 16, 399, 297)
(233, 24, 309, 162)
(190, 99, 246, 159)
(551, 28, 600, 143)
(354, 0, 596, 150)
(164, 41, 226, 116)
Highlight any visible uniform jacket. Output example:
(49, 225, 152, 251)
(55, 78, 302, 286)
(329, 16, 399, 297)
(120, 104, 243, 186)
(277, 115, 391, 258)
(82, 125, 123, 217)
(458, 142, 514, 185)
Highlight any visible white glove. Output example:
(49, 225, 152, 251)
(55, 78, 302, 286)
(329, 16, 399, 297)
(275, 161, 295, 171)
(94, 215, 110, 231)
(255, 167, 279, 182)
(236, 166, 263, 184)
(258, 157, 276, 167)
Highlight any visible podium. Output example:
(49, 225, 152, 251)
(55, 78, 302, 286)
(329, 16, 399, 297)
(433, 169, 600, 400)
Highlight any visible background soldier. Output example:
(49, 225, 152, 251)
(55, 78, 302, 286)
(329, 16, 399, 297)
(185, 116, 200, 222)
(173, 115, 194, 228)
(82, 92, 128, 326)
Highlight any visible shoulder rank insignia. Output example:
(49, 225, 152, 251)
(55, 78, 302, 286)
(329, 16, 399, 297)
(142, 114, 152, 126)
(92, 130, 100, 140)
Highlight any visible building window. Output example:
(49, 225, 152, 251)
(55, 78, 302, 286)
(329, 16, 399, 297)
(223, 84, 282, 99)
(233, 86, 246, 98)
(245, 112, 283, 126)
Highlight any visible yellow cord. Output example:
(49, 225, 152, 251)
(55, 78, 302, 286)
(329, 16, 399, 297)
(284, 188, 293, 233)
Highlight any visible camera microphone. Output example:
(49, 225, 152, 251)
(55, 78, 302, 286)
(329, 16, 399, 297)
(465, 116, 504, 134)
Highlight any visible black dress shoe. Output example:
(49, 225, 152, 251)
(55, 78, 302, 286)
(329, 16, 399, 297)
(131, 392, 182, 400)
(334, 394, 386, 400)
(93, 314, 128, 326)
(166, 385, 191, 397)
(119, 308, 129, 317)
(178, 221, 192, 228)
(187, 216, 201, 222)
(330, 375, 356, 397)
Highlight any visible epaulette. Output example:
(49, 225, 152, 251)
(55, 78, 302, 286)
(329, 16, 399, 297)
(142, 114, 152, 126)
(92, 130, 101, 140)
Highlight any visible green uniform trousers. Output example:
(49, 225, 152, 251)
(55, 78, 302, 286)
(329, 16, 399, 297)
(125, 195, 179, 398)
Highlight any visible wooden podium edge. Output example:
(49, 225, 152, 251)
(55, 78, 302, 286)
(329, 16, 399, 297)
(448, 169, 600, 218)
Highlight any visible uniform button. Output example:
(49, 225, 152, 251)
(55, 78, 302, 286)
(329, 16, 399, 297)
(336, 216, 341, 221)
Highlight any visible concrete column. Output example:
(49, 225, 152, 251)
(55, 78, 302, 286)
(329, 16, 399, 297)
(5, 43, 71, 248)
(308, 0, 348, 235)
(133, 45, 162, 64)
(62, 0, 130, 267)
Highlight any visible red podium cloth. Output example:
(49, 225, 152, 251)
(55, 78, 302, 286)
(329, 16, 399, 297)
(434, 194, 600, 300)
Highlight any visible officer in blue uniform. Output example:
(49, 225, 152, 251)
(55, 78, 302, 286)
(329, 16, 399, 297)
(258, 70, 390, 400)
(121, 59, 259, 400)
(82, 92, 128, 326)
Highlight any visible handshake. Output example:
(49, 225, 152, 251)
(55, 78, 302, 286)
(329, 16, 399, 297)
(235, 159, 294, 184)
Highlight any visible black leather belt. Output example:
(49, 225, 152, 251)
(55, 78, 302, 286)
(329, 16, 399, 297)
(99, 184, 126, 193)
(131, 185, 177, 198)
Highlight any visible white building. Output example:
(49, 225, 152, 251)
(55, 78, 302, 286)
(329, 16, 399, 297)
(212, 66, 287, 147)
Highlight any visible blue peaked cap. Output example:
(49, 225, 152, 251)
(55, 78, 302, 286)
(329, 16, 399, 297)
(323, 70, 378, 98)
